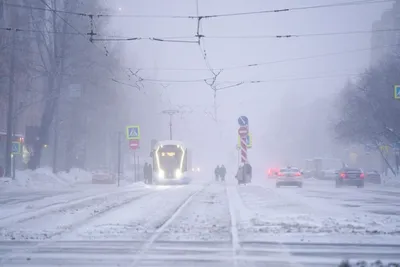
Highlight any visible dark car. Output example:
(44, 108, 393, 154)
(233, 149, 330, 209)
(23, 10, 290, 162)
(365, 170, 381, 184)
(335, 167, 364, 188)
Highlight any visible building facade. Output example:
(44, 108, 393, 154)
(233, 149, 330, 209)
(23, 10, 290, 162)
(370, 0, 400, 67)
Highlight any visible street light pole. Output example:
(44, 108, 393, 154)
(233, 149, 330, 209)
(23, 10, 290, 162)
(162, 109, 179, 140)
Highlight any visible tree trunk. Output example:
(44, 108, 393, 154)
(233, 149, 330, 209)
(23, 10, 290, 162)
(28, 0, 68, 170)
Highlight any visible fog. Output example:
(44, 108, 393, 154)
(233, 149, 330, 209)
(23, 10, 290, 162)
(0, 0, 394, 177)
(99, 0, 389, 173)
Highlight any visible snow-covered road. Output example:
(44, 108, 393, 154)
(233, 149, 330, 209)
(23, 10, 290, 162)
(0, 178, 399, 266)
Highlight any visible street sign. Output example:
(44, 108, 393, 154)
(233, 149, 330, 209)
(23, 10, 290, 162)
(126, 125, 140, 140)
(12, 142, 21, 155)
(238, 116, 248, 126)
(238, 133, 252, 148)
(395, 85, 400, 99)
(129, 139, 140, 150)
(238, 126, 248, 136)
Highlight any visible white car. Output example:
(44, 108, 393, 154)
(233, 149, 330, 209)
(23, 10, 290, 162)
(276, 167, 303, 188)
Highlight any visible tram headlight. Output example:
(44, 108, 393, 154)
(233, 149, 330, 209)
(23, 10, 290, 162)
(175, 169, 182, 178)
(158, 169, 165, 179)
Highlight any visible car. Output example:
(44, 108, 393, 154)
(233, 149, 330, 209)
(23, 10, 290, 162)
(335, 167, 364, 188)
(365, 170, 381, 184)
(276, 167, 303, 188)
(267, 167, 280, 178)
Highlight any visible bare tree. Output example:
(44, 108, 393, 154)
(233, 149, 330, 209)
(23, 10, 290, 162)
(334, 49, 400, 146)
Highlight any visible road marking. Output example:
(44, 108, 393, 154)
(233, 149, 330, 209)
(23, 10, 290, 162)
(225, 184, 240, 267)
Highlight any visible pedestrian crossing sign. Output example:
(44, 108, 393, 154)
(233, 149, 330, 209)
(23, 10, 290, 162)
(12, 142, 21, 155)
(395, 85, 400, 99)
(237, 133, 252, 148)
(126, 125, 140, 140)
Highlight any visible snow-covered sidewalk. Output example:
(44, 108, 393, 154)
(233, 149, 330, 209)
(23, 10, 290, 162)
(233, 181, 400, 244)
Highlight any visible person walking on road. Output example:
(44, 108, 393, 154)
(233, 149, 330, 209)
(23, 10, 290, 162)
(215, 165, 220, 181)
(143, 162, 149, 184)
(220, 164, 226, 181)
(243, 161, 252, 183)
(235, 164, 244, 185)
(147, 163, 153, 184)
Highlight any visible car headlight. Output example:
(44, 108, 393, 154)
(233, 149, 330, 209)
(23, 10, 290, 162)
(175, 169, 182, 178)
(197, 167, 200, 172)
(158, 170, 165, 179)
(192, 168, 195, 172)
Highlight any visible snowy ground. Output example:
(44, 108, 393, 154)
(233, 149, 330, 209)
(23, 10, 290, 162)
(0, 175, 399, 266)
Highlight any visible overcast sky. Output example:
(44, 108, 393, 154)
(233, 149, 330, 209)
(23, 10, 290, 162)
(103, 0, 392, 172)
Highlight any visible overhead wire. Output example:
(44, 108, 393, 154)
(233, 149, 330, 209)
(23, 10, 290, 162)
(37, 0, 153, 97)
(138, 72, 361, 86)
(4, 0, 394, 19)
(201, 0, 394, 18)
(5, 0, 394, 95)
(204, 28, 400, 39)
(3, 26, 400, 42)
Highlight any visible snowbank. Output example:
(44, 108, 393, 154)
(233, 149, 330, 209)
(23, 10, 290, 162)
(382, 174, 400, 187)
(0, 167, 93, 191)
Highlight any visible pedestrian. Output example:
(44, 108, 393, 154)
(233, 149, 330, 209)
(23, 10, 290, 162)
(220, 164, 226, 181)
(215, 165, 220, 181)
(143, 162, 149, 183)
(147, 163, 153, 184)
(235, 164, 244, 185)
(243, 161, 252, 183)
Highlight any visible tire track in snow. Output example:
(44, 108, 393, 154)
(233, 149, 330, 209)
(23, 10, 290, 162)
(47, 190, 157, 240)
(225, 184, 241, 267)
(0, 187, 146, 226)
(130, 183, 210, 267)
(0, 189, 159, 264)
(234, 183, 306, 267)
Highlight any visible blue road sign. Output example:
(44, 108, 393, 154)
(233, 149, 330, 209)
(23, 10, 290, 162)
(395, 85, 400, 99)
(126, 125, 140, 140)
(12, 142, 21, 154)
(237, 133, 252, 148)
(238, 116, 249, 126)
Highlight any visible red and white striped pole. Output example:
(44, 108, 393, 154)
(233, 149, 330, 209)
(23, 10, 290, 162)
(240, 134, 248, 163)
(238, 124, 249, 163)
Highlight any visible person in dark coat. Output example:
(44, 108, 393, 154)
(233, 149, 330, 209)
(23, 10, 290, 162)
(214, 165, 220, 181)
(220, 165, 226, 181)
(243, 162, 252, 183)
(143, 163, 149, 183)
(147, 163, 153, 184)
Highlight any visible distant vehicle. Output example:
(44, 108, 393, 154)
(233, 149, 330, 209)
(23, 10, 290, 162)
(364, 170, 381, 184)
(191, 167, 201, 172)
(310, 158, 345, 180)
(150, 140, 191, 185)
(267, 167, 280, 178)
(276, 167, 303, 188)
(335, 167, 364, 188)
(92, 170, 116, 184)
(303, 159, 313, 178)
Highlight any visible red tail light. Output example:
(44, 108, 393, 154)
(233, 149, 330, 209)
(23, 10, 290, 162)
(340, 173, 347, 179)
(360, 173, 365, 179)
(278, 172, 284, 176)
(295, 172, 301, 176)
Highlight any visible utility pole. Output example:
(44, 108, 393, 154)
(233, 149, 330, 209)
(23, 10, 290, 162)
(117, 131, 121, 187)
(162, 109, 180, 140)
(5, 26, 16, 177)
(213, 88, 217, 122)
